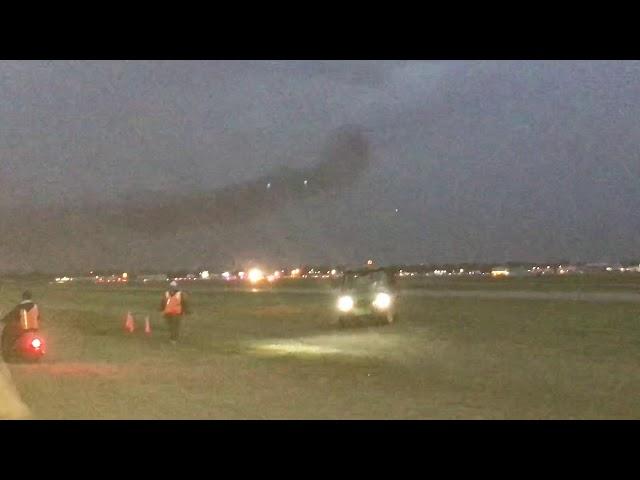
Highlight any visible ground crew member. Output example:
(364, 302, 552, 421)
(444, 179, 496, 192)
(1, 291, 41, 360)
(160, 281, 189, 344)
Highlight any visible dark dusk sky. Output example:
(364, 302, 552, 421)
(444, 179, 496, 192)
(1, 60, 639, 272)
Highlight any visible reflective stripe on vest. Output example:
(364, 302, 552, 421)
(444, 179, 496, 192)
(20, 305, 39, 330)
(164, 291, 182, 315)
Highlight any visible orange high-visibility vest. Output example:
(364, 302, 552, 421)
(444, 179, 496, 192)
(20, 305, 39, 330)
(164, 291, 183, 315)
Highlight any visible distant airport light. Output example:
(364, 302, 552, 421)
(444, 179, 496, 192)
(200, 271, 210, 280)
(491, 268, 510, 277)
(248, 268, 264, 284)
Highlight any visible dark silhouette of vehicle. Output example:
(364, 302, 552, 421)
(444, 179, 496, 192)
(335, 268, 398, 327)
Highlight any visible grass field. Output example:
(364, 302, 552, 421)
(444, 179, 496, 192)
(1, 275, 640, 419)
(398, 273, 640, 292)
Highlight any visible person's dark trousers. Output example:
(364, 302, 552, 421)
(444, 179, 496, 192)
(165, 315, 182, 341)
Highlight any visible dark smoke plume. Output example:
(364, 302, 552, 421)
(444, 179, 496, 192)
(105, 125, 372, 233)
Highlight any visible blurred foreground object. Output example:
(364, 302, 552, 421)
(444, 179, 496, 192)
(0, 362, 31, 419)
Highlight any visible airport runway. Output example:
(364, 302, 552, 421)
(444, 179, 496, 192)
(214, 287, 640, 303)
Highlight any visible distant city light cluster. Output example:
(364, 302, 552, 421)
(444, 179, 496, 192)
(50, 260, 640, 287)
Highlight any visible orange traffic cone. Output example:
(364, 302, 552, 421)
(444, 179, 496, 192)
(144, 316, 152, 335)
(124, 311, 135, 333)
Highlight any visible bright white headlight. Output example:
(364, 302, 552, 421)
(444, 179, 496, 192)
(373, 292, 392, 310)
(337, 295, 354, 312)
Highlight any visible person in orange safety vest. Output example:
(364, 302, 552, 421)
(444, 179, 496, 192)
(159, 281, 190, 344)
